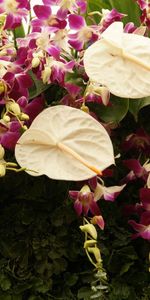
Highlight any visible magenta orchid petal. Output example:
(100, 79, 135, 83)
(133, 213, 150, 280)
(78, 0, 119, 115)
(140, 188, 150, 211)
(103, 184, 126, 202)
(74, 199, 82, 216)
(91, 215, 105, 230)
(89, 176, 97, 190)
(57, 7, 68, 20)
(24, 96, 45, 125)
(128, 220, 146, 232)
(68, 14, 85, 30)
(69, 191, 79, 200)
(89, 200, 101, 216)
(76, 0, 87, 13)
(68, 39, 84, 51)
(140, 211, 150, 226)
(33, 5, 52, 20)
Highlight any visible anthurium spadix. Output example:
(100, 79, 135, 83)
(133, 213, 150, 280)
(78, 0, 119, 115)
(84, 22, 150, 99)
(15, 105, 114, 181)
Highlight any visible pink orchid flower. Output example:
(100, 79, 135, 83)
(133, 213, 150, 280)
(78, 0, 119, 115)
(42, 0, 87, 20)
(128, 211, 150, 240)
(68, 14, 98, 51)
(69, 185, 101, 216)
(0, 0, 30, 29)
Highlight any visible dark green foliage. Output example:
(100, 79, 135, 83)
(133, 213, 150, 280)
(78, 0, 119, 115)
(0, 166, 149, 300)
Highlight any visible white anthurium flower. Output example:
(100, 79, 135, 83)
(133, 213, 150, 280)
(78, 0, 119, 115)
(94, 182, 126, 202)
(15, 105, 115, 181)
(84, 21, 150, 99)
(143, 161, 150, 188)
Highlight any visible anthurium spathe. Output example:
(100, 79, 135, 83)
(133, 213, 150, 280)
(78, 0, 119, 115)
(15, 105, 115, 181)
(84, 21, 150, 98)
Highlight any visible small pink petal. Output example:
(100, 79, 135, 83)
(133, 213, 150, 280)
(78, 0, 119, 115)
(69, 191, 79, 200)
(140, 188, 150, 211)
(34, 5, 52, 20)
(74, 200, 82, 216)
(68, 14, 85, 30)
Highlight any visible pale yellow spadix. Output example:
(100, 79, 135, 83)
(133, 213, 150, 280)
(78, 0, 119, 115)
(15, 105, 114, 181)
(84, 22, 150, 98)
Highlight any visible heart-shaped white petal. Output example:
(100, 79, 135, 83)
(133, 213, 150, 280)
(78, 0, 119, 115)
(15, 105, 114, 181)
(84, 22, 150, 98)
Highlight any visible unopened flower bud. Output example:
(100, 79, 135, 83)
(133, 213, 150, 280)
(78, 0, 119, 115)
(0, 145, 5, 160)
(80, 224, 97, 240)
(0, 163, 6, 177)
(19, 113, 29, 121)
(0, 81, 6, 94)
(3, 115, 10, 123)
(87, 246, 102, 263)
(7, 102, 21, 115)
(32, 57, 40, 68)
(22, 125, 28, 131)
(41, 66, 51, 84)
(81, 104, 89, 114)
(84, 240, 97, 248)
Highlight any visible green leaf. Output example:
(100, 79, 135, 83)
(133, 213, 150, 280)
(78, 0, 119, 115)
(129, 97, 150, 121)
(13, 23, 25, 38)
(89, 96, 129, 123)
(87, 0, 110, 12)
(108, 0, 141, 25)
(29, 71, 51, 100)
(77, 287, 93, 300)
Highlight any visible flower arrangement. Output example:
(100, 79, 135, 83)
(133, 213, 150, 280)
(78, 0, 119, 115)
(0, 0, 150, 299)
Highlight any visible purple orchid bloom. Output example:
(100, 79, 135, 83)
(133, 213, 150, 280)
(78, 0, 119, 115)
(42, 0, 87, 20)
(32, 4, 67, 32)
(0, 120, 21, 150)
(128, 211, 150, 240)
(99, 8, 126, 33)
(68, 14, 98, 51)
(122, 129, 150, 155)
(69, 184, 101, 216)
(0, 0, 30, 29)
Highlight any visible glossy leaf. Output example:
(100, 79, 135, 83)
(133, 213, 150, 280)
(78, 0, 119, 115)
(129, 97, 150, 120)
(84, 22, 150, 99)
(29, 71, 51, 100)
(15, 105, 114, 181)
(108, 0, 141, 25)
(89, 95, 129, 123)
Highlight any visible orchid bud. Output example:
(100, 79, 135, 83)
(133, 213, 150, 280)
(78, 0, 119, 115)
(87, 246, 102, 263)
(41, 66, 51, 84)
(94, 86, 110, 106)
(22, 125, 28, 131)
(0, 163, 6, 177)
(0, 145, 5, 160)
(81, 104, 89, 114)
(19, 113, 29, 121)
(3, 115, 10, 123)
(7, 102, 21, 116)
(0, 81, 6, 94)
(32, 57, 40, 68)
(80, 224, 97, 240)
(84, 240, 97, 248)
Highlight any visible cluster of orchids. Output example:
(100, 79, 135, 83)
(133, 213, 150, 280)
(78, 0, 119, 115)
(0, 0, 150, 279)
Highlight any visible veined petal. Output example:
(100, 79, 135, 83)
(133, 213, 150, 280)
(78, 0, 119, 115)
(68, 14, 85, 30)
(74, 199, 82, 216)
(33, 5, 52, 20)
(103, 184, 126, 201)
